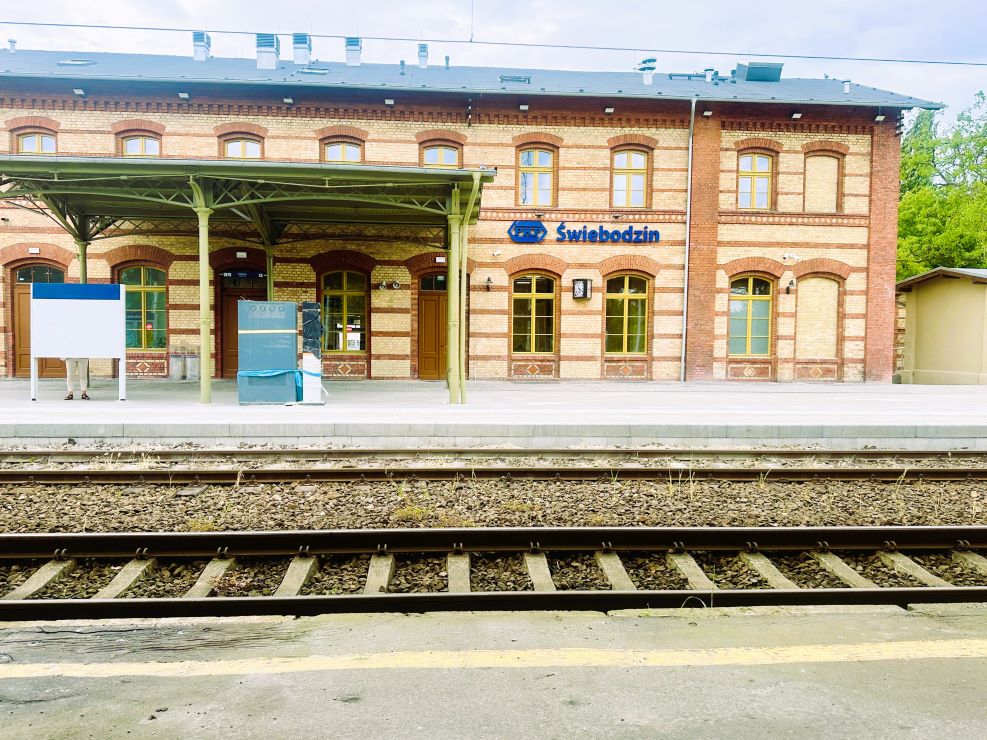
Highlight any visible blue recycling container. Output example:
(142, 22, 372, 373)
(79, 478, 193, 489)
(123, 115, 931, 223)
(237, 301, 297, 404)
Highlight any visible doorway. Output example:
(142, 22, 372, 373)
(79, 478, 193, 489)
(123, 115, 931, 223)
(12, 264, 66, 378)
(218, 269, 267, 379)
(417, 273, 448, 380)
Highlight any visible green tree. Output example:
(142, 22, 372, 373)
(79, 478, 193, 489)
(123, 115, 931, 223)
(897, 93, 987, 279)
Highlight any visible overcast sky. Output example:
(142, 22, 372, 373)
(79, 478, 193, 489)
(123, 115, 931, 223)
(3, 0, 985, 122)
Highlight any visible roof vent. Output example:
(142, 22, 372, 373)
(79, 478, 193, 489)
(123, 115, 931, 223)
(444, 55, 450, 70)
(292, 33, 312, 66)
(704, 68, 714, 82)
(735, 62, 783, 82)
(842, 79, 851, 94)
(56, 59, 96, 66)
(346, 37, 362, 67)
(499, 74, 531, 84)
(7, 39, 15, 54)
(418, 43, 428, 69)
(637, 57, 657, 85)
(298, 66, 329, 75)
(400, 59, 406, 75)
(256, 33, 280, 70)
(193, 31, 211, 62)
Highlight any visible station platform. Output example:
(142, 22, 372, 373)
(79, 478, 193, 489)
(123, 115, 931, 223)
(1, 378, 985, 449)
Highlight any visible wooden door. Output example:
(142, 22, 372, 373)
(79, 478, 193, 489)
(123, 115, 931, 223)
(220, 289, 265, 378)
(13, 284, 64, 378)
(418, 292, 447, 380)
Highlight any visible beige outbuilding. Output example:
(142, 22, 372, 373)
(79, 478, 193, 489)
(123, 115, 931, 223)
(896, 268, 987, 384)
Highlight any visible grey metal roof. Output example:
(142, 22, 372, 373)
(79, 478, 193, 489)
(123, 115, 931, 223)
(896, 267, 987, 290)
(0, 48, 942, 109)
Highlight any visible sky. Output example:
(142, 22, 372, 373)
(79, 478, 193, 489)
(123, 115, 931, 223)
(2, 0, 985, 123)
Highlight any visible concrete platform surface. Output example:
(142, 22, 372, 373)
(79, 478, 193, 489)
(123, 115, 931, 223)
(2, 378, 987, 447)
(1, 606, 986, 738)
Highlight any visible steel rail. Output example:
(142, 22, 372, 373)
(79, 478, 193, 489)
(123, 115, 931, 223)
(2, 466, 987, 484)
(0, 526, 984, 558)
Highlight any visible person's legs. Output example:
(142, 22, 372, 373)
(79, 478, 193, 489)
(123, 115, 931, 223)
(79, 359, 89, 398)
(65, 359, 77, 399)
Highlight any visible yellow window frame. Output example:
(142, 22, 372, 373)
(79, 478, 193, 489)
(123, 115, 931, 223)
(605, 274, 649, 354)
(324, 141, 362, 163)
(122, 135, 160, 156)
(728, 276, 772, 356)
(612, 150, 648, 209)
(322, 271, 367, 354)
(737, 152, 773, 210)
(511, 274, 555, 354)
(17, 132, 56, 154)
(517, 148, 554, 206)
(224, 138, 262, 160)
(422, 145, 459, 168)
(122, 266, 167, 351)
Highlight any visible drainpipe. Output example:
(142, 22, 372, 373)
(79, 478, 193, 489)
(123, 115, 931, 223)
(458, 172, 481, 404)
(680, 97, 698, 382)
(264, 246, 275, 300)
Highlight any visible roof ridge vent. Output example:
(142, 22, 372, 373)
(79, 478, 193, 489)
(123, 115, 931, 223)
(499, 74, 531, 84)
(346, 37, 362, 66)
(256, 33, 280, 70)
(292, 33, 312, 66)
(193, 31, 211, 62)
(56, 58, 95, 66)
(735, 62, 784, 82)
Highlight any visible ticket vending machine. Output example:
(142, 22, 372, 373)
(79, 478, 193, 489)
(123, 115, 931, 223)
(237, 301, 297, 404)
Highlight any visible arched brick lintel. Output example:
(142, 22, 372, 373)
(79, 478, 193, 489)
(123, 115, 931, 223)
(607, 133, 659, 150)
(793, 258, 852, 281)
(722, 257, 786, 279)
(4, 115, 60, 132)
(597, 255, 661, 278)
(310, 250, 376, 277)
(416, 128, 467, 145)
(101, 244, 175, 270)
(110, 119, 166, 136)
(209, 246, 267, 270)
(404, 251, 476, 276)
(0, 242, 74, 268)
(503, 253, 567, 277)
(512, 131, 563, 148)
(214, 122, 269, 138)
(316, 124, 369, 142)
(734, 137, 784, 153)
(802, 140, 850, 155)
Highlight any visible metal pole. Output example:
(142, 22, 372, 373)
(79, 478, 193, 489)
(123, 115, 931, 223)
(194, 206, 213, 404)
(680, 97, 698, 383)
(447, 212, 462, 404)
(458, 172, 481, 404)
(265, 247, 275, 301)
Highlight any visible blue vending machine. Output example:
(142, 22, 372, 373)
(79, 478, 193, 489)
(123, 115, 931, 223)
(237, 301, 298, 404)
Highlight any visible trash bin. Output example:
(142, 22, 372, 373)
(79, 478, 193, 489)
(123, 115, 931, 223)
(168, 353, 185, 380)
(185, 354, 200, 382)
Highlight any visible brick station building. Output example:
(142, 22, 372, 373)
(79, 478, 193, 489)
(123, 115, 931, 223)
(0, 34, 939, 387)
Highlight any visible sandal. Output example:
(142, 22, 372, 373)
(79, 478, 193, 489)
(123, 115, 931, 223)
(80, 393, 90, 400)
(64, 393, 73, 400)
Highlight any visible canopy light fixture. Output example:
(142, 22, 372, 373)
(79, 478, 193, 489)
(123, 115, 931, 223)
(702, 110, 713, 117)
(875, 113, 886, 122)
(518, 103, 529, 112)
(282, 96, 294, 104)
(72, 88, 85, 96)
(384, 98, 395, 106)
(603, 106, 615, 114)
(177, 91, 190, 100)
(791, 112, 803, 119)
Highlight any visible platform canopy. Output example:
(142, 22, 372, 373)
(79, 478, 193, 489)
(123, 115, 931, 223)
(0, 155, 493, 404)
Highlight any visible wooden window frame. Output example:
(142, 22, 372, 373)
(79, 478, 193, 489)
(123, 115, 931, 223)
(219, 134, 264, 160)
(604, 273, 650, 355)
(118, 264, 168, 352)
(321, 136, 364, 164)
(803, 152, 845, 214)
(15, 130, 57, 155)
(510, 272, 556, 354)
(118, 132, 162, 157)
(516, 145, 558, 208)
(419, 141, 462, 168)
(610, 147, 652, 210)
(320, 270, 369, 354)
(737, 150, 776, 211)
(728, 275, 773, 357)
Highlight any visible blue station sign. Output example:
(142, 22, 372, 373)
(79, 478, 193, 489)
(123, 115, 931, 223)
(507, 220, 660, 245)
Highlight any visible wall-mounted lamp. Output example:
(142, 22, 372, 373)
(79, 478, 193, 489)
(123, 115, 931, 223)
(391, 281, 400, 289)
(874, 113, 886, 122)
(534, 212, 545, 219)
(791, 112, 803, 120)
(786, 279, 796, 294)
(518, 103, 529, 112)
(378, 281, 387, 290)
(485, 276, 493, 291)
(177, 91, 190, 100)
(702, 110, 713, 117)
(603, 106, 615, 114)
(611, 213, 622, 220)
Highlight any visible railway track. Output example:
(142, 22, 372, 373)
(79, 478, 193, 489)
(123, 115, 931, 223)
(1, 526, 985, 620)
(2, 466, 987, 484)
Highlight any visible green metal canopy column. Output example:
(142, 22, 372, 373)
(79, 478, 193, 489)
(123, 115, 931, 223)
(74, 239, 89, 284)
(446, 204, 462, 405)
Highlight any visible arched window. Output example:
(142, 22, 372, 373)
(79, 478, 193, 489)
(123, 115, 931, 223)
(120, 265, 167, 350)
(17, 132, 56, 154)
(512, 274, 555, 353)
(324, 141, 362, 163)
(729, 276, 772, 356)
(804, 154, 842, 213)
(422, 145, 459, 167)
(323, 271, 367, 352)
(16, 264, 64, 283)
(737, 152, 773, 210)
(518, 148, 555, 207)
(605, 275, 649, 354)
(121, 135, 160, 157)
(223, 138, 262, 160)
(612, 150, 647, 208)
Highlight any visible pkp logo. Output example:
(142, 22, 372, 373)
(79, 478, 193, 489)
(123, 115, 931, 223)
(507, 220, 547, 244)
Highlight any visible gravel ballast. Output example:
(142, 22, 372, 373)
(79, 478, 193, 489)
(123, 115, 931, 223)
(212, 558, 290, 597)
(549, 554, 610, 590)
(31, 559, 121, 599)
(692, 552, 770, 590)
(123, 560, 208, 598)
(621, 554, 690, 590)
(388, 556, 447, 593)
(0, 560, 43, 595)
(769, 553, 850, 589)
(470, 554, 533, 592)
(301, 555, 370, 595)
(908, 552, 987, 587)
